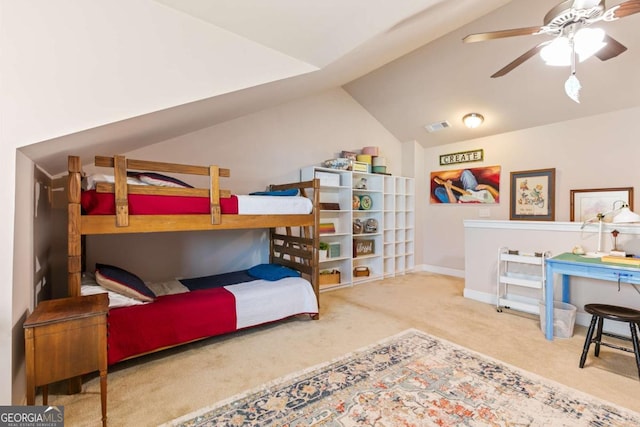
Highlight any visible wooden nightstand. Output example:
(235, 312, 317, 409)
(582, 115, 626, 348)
(24, 293, 109, 426)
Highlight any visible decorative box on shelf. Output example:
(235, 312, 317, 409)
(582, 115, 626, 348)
(328, 242, 341, 258)
(354, 239, 375, 257)
(352, 161, 370, 173)
(319, 270, 341, 286)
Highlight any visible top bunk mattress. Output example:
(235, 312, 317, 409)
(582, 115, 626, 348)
(81, 191, 313, 215)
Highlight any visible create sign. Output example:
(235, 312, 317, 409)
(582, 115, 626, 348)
(439, 149, 483, 166)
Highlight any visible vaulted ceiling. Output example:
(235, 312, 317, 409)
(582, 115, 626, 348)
(344, 0, 640, 147)
(18, 0, 640, 174)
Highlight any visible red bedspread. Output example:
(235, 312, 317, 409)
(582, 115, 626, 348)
(107, 287, 237, 365)
(81, 190, 239, 215)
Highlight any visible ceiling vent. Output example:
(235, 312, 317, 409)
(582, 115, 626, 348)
(424, 120, 451, 133)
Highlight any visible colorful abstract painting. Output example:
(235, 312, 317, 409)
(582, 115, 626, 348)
(430, 165, 501, 204)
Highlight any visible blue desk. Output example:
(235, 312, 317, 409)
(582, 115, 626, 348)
(544, 253, 640, 340)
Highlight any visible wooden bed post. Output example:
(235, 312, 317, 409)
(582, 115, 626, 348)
(209, 165, 221, 225)
(114, 155, 129, 227)
(68, 156, 83, 297)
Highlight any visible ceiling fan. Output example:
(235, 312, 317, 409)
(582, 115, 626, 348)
(463, 0, 640, 100)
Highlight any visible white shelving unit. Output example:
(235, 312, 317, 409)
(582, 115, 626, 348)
(496, 247, 549, 315)
(301, 166, 414, 291)
(352, 170, 384, 285)
(383, 175, 415, 278)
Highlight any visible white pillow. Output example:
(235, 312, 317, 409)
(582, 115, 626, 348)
(81, 284, 147, 309)
(145, 279, 189, 296)
(82, 174, 148, 190)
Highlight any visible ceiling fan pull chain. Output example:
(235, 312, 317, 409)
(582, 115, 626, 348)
(564, 37, 582, 103)
(570, 36, 577, 75)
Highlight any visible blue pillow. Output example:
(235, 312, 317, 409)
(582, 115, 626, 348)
(249, 189, 299, 196)
(95, 263, 156, 302)
(247, 264, 301, 281)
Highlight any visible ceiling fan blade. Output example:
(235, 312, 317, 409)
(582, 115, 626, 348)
(463, 26, 542, 43)
(595, 34, 627, 60)
(611, 0, 640, 18)
(491, 43, 546, 78)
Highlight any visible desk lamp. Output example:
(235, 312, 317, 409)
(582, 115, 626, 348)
(580, 201, 640, 256)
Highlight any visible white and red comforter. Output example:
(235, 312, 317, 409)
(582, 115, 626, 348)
(99, 276, 317, 365)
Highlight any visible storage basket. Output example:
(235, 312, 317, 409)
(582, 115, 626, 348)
(319, 271, 340, 286)
(354, 266, 370, 277)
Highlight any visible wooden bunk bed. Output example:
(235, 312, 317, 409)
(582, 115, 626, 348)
(67, 154, 320, 365)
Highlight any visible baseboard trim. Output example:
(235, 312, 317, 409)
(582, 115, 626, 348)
(416, 264, 464, 278)
(463, 288, 495, 305)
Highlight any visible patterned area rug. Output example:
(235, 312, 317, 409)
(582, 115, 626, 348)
(163, 329, 640, 426)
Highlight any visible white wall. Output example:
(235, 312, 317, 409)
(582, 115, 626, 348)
(86, 88, 405, 281)
(421, 106, 640, 275)
(2, 0, 315, 149)
(10, 153, 35, 404)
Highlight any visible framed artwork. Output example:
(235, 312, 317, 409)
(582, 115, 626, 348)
(430, 165, 500, 204)
(570, 187, 633, 222)
(510, 168, 556, 221)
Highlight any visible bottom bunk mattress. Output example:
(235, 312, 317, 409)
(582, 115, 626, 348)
(83, 268, 318, 365)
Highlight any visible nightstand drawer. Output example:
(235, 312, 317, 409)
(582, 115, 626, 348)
(27, 315, 106, 385)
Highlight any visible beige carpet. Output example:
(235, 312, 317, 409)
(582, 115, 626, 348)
(47, 272, 640, 426)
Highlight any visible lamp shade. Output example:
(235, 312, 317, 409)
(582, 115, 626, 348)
(613, 204, 640, 223)
(574, 27, 606, 61)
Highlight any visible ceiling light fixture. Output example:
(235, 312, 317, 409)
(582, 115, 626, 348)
(540, 27, 606, 66)
(462, 113, 484, 129)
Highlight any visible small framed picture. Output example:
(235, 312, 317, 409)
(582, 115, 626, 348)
(510, 168, 556, 221)
(570, 187, 633, 222)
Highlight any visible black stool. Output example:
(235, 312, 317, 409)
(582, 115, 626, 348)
(579, 304, 640, 379)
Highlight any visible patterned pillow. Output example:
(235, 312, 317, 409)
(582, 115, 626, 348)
(130, 172, 193, 188)
(95, 264, 156, 302)
(81, 284, 147, 308)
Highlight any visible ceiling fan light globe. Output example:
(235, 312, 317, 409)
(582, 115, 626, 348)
(540, 37, 572, 66)
(577, 40, 606, 61)
(574, 27, 606, 61)
(572, 0, 604, 9)
(574, 27, 605, 45)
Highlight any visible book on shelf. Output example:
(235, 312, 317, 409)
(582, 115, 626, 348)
(319, 223, 336, 233)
